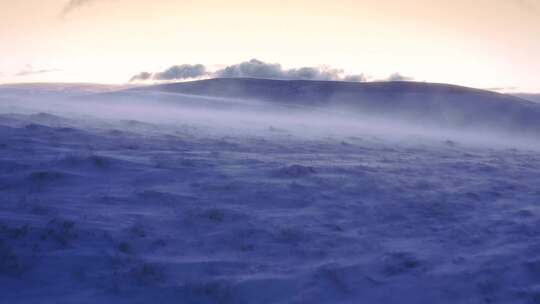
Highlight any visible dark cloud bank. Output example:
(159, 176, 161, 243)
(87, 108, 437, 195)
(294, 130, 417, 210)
(130, 59, 410, 83)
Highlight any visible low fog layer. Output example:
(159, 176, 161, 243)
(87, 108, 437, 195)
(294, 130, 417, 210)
(1, 79, 539, 149)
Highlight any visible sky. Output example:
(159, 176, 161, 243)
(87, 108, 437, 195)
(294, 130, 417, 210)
(0, 0, 538, 92)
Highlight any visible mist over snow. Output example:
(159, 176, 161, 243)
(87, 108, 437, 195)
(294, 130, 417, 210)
(1, 79, 540, 303)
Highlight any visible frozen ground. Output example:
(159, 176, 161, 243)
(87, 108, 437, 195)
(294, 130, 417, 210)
(1, 82, 540, 303)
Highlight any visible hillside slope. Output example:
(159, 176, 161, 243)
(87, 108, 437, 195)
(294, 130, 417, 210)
(514, 93, 540, 103)
(133, 78, 540, 137)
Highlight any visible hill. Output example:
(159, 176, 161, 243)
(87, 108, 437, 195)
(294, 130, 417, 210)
(132, 78, 540, 137)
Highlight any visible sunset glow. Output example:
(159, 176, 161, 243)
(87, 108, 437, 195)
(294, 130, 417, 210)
(1, 0, 539, 92)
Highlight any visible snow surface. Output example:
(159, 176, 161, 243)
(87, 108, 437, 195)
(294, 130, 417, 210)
(1, 82, 540, 303)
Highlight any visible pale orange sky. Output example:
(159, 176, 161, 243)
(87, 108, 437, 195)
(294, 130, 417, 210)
(0, 0, 538, 92)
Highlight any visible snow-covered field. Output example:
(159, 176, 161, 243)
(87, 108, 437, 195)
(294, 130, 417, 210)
(1, 83, 540, 303)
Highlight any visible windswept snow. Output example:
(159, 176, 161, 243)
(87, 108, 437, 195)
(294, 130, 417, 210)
(133, 78, 540, 139)
(1, 82, 540, 303)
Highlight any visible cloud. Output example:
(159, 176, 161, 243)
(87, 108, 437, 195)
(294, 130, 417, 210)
(214, 59, 354, 81)
(214, 59, 283, 79)
(131, 59, 370, 83)
(343, 74, 367, 82)
(387, 73, 414, 82)
(60, 0, 106, 17)
(153, 64, 207, 81)
(130, 71, 152, 82)
(285, 66, 342, 81)
(129, 64, 207, 82)
(15, 65, 61, 77)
